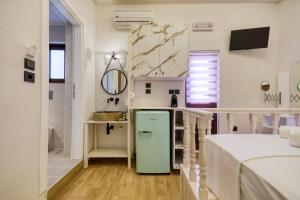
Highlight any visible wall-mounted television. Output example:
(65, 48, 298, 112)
(229, 27, 270, 51)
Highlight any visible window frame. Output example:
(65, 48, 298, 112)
(49, 43, 66, 83)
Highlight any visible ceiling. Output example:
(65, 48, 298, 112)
(49, 3, 67, 25)
(93, 0, 281, 5)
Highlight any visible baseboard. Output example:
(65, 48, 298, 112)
(39, 191, 47, 200)
(47, 160, 84, 200)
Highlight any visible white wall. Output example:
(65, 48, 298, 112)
(0, 1, 42, 199)
(96, 3, 279, 132)
(49, 25, 65, 43)
(0, 0, 96, 199)
(278, 0, 300, 109)
(132, 80, 185, 107)
(279, 0, 300, 71)
(70, 0, 96, 122)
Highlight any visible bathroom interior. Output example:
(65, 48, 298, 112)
(47, 3, 80, 188)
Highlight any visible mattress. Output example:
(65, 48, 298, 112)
(241, 157, 300, 200)
(206, 134, 300, 200)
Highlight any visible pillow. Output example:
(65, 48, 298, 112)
(279, 126, 295, 139)
(289, 127, 300, 148)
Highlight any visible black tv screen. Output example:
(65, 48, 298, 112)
(229, 27, 270, 51)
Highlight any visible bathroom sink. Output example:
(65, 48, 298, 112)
(93, 111, 123, 121)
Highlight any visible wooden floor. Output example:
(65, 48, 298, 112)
(53, 159, 181, 200)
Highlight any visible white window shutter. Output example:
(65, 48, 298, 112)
(186, 52, 219, 104)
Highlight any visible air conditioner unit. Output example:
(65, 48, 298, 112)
(113, 10, 154, 30)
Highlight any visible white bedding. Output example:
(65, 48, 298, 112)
(206, 134, 300, 200)
(241, 157, 300, 200)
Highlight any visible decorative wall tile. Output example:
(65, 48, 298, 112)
(131, 24, 188, 78)
(159, 25, 189, 77)
(132, 24, 161, 77)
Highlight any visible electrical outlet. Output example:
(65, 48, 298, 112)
(175, 89, 180, 94)
(146, 89, 151, 94)
(145, 83, 151, 88)
(169, 89, 174, 94)
(24, 71, 35, 83)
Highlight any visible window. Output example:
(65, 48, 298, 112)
(187, 51, 220, 135)
(49, 44, 65, 83)
(186, 51, 219, 107)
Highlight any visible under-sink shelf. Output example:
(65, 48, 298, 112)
(88, 148, 128, 158)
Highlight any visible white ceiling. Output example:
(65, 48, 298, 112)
(94, 0, 281, 5)
(49, 3, 67, 25)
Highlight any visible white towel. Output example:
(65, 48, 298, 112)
(289, 127, 300, 148)
(279, 126, 295, 139)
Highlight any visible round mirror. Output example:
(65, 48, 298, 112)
(261, 81, 270, 92)
(101, 69, 127, 95)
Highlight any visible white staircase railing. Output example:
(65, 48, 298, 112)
(202, 108, 300, 134)
(180, 108, 300, 200)
(181, 108, 213, 200)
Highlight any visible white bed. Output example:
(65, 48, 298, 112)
(206, 134, 300, 200)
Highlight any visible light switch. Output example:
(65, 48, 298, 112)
(24, 58, 35, 71)
(49, 90, 54, 100)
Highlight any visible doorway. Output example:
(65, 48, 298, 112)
(41, 0, 84, 194)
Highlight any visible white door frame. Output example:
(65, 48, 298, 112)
(40, 0, 84, 197)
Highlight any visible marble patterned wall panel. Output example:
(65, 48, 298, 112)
(131, 24, 188, 78)
(158, 24, 189, 77)
(131, 24, 161, 77)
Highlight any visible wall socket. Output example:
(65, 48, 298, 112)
(169, 89, 180, 94)
(24, 71, 35, 83)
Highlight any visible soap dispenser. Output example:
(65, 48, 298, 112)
(171, 94, 178, 107)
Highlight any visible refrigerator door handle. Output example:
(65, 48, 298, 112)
(138, 130, 153, 135)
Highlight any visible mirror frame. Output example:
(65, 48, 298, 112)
(101, 69, 128, 95)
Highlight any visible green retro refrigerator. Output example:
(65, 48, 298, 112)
(135, 111, 170, 173)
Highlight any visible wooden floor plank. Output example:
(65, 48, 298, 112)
(53, 159, 180, 200)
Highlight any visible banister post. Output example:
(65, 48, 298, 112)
(189, 115, 197, 182)
(206, 117, 212, 135)
(249, 113, 258, 134)
(183, 112, 190, 168)
(271, 113, 280, 134)
(295, 114, 300, 127)
(197, 117, 209, 200)
(227, 113, 234, 134)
